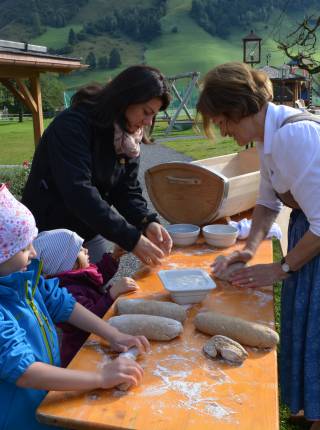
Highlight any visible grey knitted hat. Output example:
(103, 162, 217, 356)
(33, 229, 84, 275)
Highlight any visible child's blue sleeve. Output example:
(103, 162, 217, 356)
(0, 309, 35, 383)
(38, 276, 76, 323)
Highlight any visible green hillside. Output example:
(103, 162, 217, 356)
(60, 0, 300, 88)
(0, 0, 318, 89)
(32, 25, 83, 50)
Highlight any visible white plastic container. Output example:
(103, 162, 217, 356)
(166, 224, 200, 246)
(202, 224, 238, 248)
(158, 269, 216, 304)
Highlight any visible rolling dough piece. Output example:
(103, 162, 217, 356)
(117, 347, 139, 391)
(214, 256, 246, 281)
(117, 299, 187, 323)
(203, 335, 248, 364)
(195, 311, 279, 348)
(216, 263, 246, 281)
(108, 314, 183, 340)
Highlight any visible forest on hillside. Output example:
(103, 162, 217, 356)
(0, 0, 88, 32)
(0, 0, 166, 41)
(1, 0, 319, 44)
(190, 0, 320, 38)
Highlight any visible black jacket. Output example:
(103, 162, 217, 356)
(22, 106, 158, 251)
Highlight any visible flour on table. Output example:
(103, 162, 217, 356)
(166, 262, 184, 269)
(183, 248, 214, 256)
(139, 354, 238, 422)
(252, 289, 273, 306)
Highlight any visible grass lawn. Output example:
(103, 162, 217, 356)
(0, 120, 310, 429)
(0, 119, 52, 165)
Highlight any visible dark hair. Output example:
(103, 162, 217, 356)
(197, 62, 273, 138)
(71, 65, 171, 129)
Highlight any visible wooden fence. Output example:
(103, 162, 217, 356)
(0, 114, 33, 122)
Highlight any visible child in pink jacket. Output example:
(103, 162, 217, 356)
(33, 229, 139, 366)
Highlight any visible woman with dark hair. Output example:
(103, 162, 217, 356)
(197, 62, 320, 428)
(22, 65, 172, 265)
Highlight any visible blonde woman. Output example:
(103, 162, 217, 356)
(197, 62, 320, 428)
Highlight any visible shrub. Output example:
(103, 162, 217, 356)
(0, 161, 31, 200)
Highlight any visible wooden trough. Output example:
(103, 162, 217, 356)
(145, 146, 260, 225)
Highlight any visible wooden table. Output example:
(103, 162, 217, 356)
(37, 239, 278, 430)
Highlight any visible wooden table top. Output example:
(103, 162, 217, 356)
(37, 239, 278, 430)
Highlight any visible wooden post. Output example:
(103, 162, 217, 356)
(1, 75, 44, 147)
(30, 74, 44, 146)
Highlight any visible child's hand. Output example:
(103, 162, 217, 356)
(112, 245, 126, 261)
(108, 331, 150, 355)
(109, 277, 139, 300)
(99, 357, 144, 389)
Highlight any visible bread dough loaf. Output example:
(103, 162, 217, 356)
(203, 335, 248, 364)
(117, 299, 187, 322)
(108, 314, 183, 340)
(214, 256, 246, 281)
(195, 311, 279, 348)
(215, 262, 246, 281)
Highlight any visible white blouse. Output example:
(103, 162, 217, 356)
(256, 102, 320, 237)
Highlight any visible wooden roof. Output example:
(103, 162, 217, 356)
(0, 46, 87, 78)
(0, 41, 88, 146)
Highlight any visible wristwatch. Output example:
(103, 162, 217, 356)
(280, 257, 293, 274)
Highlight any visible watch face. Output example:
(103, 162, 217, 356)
(281, 262, 291, 273)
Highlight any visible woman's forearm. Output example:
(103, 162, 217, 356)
(285, 230, 320, 272)
(245, 204, 279, 254)
(17, 362, 102, 391)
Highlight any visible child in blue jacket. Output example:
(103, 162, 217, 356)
(0, 184, 149, 430)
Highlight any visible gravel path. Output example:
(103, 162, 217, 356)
(110, 141, 192, 279)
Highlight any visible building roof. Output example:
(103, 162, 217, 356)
(0, 40, 87, 78)
(259, 65, 307, 81)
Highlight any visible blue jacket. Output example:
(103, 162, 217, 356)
(0, 260, 75, 430)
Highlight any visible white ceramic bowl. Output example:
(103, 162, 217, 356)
(158, 269, 216, 304)
(202, 224, 238, 248)
(166, 224, 200, 246)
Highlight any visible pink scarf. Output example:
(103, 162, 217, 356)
(113, 122, 143, 158)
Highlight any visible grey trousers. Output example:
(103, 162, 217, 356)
(84, 235, 111, 263)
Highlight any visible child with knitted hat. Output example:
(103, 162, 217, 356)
(33, 228, 139, 366)
(0, 184, 149, 430)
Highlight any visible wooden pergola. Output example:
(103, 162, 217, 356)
(0, 43, 87, 146)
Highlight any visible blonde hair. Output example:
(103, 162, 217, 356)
(197, 62, 273, 138)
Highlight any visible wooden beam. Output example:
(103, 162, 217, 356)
(0, 74, 44, 147)
(30, 74, 44, 146)
(0, 78, 27, 106)
(16, 79, 38, 113)
(0, 66, 39, 79)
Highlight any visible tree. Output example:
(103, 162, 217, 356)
(68, 28, 77, 45)
(98, 56, 109, 69)
(40, 74, 65, 114)
(31, 12, 42, 36)
(109, 48, 121, 69)
(85, 52, 97, 69)
(276, 15, 320, 75)
(29, 0, 42, 36)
